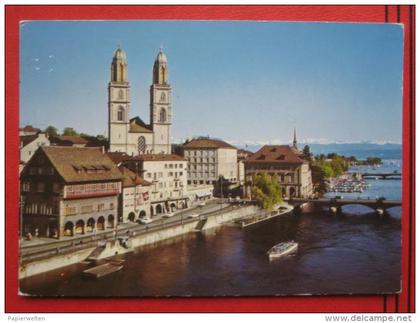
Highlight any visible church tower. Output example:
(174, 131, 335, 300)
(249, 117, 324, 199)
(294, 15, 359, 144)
(150, 48, 172, 154)
(108, 47, 130, 153)
(293, 128, 298, 149)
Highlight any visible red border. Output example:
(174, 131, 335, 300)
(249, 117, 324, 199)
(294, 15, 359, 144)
(5, 5, 415, 313)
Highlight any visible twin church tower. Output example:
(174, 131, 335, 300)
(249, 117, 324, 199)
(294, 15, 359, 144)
(108, 47, 172, 155)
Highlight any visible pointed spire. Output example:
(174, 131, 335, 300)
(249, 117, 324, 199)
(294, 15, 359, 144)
(293, 128, 297, 149)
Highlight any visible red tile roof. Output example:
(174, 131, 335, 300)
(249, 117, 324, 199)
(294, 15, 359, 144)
(118, 166, 151, 187)
(183, 138, 237, 150)
(39, 146, 122, 183)
(108, 152, 186, 163)
(245, 145, 304, 164)
(137, 154, 187, 162)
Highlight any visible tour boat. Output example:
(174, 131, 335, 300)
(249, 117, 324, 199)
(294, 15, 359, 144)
(267, 241, 298, 259)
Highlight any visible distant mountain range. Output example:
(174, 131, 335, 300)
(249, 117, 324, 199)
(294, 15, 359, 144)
(236, 143, 402, 160)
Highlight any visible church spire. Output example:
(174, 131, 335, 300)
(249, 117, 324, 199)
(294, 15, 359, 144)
(111, 47, 128, 83)
(293, 128, 297, 149)
(153, 48, 169, 85)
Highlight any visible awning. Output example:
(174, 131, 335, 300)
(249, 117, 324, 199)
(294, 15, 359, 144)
(196, 192, 212, 198)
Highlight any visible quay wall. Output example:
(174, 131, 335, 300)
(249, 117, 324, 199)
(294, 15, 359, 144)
(19, 205, 261, 279)
(19, 247, 95, 279)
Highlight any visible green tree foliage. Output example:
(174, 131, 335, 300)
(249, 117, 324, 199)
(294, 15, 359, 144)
(302, 145, 311, 160)
(251, 173, 283, 211)
(62, 127, 78, 136)
(44, 125, 58, 137)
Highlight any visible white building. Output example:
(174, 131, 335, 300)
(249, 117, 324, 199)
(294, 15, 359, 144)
(140, 155, 188, 216)
(108, 47, 172, 155)
(183, 138, 238, 185)
(108, 152, 188, 217)
(20, 132, 50, 173)
(119, 166, 152, 223)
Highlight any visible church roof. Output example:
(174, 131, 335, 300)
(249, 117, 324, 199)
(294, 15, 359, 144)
(245, 145, 304, 165)
(113, 47, 127, 61)
(129, 117, 153, 133)
(155, 49, 167, 64)
(118, 166, 151, 187)
(35, 146, 122, 183)
(183, 138, 237, 150)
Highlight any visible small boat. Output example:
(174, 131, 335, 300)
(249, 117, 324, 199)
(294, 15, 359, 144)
(267, 241, 298, 259)
(82, 262, 124, 279)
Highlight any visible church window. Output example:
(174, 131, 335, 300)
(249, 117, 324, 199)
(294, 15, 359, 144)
(159, 108, 166, 123)
(118, 89, 124, 100)
(117, 107, 125, 121)
(160, 92, 166, 102)
(138, 136, 146, 154)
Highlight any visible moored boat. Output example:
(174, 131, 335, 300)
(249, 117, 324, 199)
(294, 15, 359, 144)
(267, 241, 298, 259)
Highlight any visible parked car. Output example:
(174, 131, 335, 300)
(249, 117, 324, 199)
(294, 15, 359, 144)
(163, 212, 175, 218)
(137, 218, 152, 225)
(187, 213, 199, 219)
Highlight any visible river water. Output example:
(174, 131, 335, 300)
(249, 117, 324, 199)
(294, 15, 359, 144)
(20, 159, 402, 297)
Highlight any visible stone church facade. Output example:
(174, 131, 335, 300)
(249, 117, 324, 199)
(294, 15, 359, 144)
(108, 47, 172, 155)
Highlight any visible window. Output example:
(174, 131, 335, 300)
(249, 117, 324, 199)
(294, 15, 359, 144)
(159, 108, 166, 123)
(110, 203, 115, 210)
(179, 164, 183, 168)
(81, 205, 93, 214)
(53, 183, 60, 193)
(117, 106, 125, 121)
(98, 203, 104, 211)
(64, 206, 77, 216)
(48, 167, 54, 175)
(29, 167, 37, 175)
(37, 182, 45, 193)
(138, 136, 146, 154)
(118, 89, 124, 100)
(160, 92, 166, 102)
(22, 182, 30, 192)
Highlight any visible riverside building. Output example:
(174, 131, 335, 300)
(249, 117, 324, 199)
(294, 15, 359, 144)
(244, 145, 313, 199)
(183, 138, 239, 186)
(20, 146, 122, 239)
(108, 152, 188, 216)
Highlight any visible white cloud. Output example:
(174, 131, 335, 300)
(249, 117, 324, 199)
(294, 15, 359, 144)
(35, 67, 40, 71)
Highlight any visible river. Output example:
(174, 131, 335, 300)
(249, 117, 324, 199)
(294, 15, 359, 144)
(20, 159, 402, 297)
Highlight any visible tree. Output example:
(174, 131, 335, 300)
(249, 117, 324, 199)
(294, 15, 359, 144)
(62, 127, 78, 136)
(251, 173, 283, 211)
(44, 125, 58, 137)
(302, 145, 311, 160)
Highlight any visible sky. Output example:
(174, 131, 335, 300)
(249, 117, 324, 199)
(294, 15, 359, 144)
(20, 20, 403, 145)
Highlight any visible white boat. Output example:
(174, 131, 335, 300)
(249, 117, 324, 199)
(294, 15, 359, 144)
(267, 241, 298, 259)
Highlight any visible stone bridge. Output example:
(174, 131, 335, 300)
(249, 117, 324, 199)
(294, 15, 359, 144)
(288, 197, 402, 216)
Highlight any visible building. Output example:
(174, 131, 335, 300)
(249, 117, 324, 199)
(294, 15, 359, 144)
(50, 135, 89, 147)
(183, 138, 238, 186)
(237, 148, 253, 186)
(108, 47, 172, 155)
(108, 152, 188, 216)
(20, 132, 50, 173)
(20, 146, 122, 239)
(50, 135, 107, 148)
(244, 145, 313, 199)
(119, 166, 152, 223)
(19, 125, 41, 136)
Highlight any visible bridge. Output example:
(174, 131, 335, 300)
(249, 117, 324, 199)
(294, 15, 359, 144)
(288, 197, 402, 216)
(361, 172, 402, 179)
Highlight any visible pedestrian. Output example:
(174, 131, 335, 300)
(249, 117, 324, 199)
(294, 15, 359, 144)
(34, 228, 39, 238)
